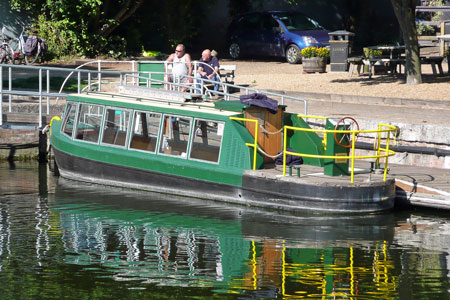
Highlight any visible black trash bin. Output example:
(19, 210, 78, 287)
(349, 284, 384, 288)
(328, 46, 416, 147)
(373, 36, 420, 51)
(328, 30, 355, 72)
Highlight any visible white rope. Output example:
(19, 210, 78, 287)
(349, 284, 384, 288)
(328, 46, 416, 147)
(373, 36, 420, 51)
(256, 145, 283, 158)
(259, 124, 283, 135)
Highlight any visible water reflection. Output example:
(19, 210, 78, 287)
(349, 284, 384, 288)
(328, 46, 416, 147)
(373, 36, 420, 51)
(0, 162, 449, 299)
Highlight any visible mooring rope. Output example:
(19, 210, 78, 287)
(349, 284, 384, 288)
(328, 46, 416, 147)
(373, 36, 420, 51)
(258, 124, 283, 135)
(256, 145, 283, 159)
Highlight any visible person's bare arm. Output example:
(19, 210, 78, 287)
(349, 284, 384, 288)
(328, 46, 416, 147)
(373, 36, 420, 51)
(185, 53, 193, 76)
(166, 53, 174, 63)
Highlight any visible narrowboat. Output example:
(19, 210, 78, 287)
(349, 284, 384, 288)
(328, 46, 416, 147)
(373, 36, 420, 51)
(48, 87, 397, 214)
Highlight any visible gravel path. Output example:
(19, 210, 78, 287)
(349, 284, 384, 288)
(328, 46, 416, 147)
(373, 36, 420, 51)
(224, 58, 450, 101)
(44, 54, 450, 102)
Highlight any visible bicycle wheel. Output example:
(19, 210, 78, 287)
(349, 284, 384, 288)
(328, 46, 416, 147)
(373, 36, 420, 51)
(4, 46, 15, 64)
(25, 42, 40, 65)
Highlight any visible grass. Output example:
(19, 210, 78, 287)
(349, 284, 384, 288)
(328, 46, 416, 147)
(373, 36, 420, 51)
(2, 76, 88, 92)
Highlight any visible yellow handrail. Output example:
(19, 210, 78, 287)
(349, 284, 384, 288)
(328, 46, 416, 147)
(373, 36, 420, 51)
(230, 116, 258, 170)
(49, 116, 61, 136)
(297, 114, 328, 150)
(283, 124, 397, 183)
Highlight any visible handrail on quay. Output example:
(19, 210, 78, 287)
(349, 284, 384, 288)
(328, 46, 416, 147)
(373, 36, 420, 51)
(0, 60, 308, 128)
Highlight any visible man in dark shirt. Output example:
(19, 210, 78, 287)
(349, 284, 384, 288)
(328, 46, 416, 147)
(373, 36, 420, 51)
(196, 49, 220, 94)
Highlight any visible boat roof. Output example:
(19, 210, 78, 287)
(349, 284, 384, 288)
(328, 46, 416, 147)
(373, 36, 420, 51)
(68, 92, 246, 117)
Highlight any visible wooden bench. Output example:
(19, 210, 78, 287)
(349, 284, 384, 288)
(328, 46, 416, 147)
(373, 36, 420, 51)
(219, 65, 236, 84)
(347, 57, 364, 77)
(420, 56, 444, 76)
(364, 58, 406, 79)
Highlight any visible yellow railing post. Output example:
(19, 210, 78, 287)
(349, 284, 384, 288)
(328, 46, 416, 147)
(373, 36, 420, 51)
(376, 124, 382, 168)
(384, 130, 391, 182)
(283, 126, 288, 176)
(350, 131, 356, 183)
(229, 116, 258, 170)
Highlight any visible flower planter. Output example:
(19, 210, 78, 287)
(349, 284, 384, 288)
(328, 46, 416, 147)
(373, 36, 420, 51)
(302, 57, 327, 73)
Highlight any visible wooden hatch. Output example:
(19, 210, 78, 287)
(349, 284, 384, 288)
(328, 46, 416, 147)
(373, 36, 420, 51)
(244, 105, 284, 162)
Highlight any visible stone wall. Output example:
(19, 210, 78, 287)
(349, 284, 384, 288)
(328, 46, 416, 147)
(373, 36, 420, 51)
(0, 129, 42, 160)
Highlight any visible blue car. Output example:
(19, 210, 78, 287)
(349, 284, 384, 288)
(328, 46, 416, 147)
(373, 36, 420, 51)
(226, 11, 330, 64)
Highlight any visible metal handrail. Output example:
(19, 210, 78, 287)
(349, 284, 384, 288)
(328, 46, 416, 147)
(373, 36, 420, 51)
(282, 125, 397, 183)
(0, 60, 309, 128)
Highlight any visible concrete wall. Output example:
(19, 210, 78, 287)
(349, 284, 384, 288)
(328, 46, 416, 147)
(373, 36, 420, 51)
(0, 128, 41, 160)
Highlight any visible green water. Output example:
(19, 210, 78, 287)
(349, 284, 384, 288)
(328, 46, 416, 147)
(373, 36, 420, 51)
(0, 161, 449, 299)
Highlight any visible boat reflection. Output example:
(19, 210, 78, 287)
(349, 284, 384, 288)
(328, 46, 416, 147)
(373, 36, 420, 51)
(49, 178, 407, 298)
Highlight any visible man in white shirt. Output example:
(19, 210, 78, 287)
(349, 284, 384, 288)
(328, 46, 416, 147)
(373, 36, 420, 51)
(165, 44, 193, 92)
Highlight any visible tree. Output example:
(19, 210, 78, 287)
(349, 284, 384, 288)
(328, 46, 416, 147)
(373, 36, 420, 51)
(390, 0, 422, 85)
(10, 0, 145, 57)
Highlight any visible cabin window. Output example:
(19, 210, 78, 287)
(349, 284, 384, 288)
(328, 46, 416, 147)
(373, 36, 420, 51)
(158, 115, 191, 158)
(75, 103, 104, 143)
(62, 102, 77, 138)
(101, 108, 131, 147)
(189, 119, 224, 163)
(129, 111, 161, 153)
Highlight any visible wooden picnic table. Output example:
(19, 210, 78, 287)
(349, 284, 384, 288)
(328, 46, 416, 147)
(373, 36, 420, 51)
(366, 45, 405, 59)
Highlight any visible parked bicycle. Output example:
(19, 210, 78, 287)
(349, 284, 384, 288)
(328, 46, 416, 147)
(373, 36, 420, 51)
(5, 27, 46, 65)
(0, 27, 15, 64)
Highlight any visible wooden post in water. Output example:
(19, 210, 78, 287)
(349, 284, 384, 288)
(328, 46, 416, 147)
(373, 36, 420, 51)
(39, 129, 47, 162)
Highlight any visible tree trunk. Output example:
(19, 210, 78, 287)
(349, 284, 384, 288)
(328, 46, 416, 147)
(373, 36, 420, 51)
(391, 0, 422, 85)
(98, 0, 145, 38)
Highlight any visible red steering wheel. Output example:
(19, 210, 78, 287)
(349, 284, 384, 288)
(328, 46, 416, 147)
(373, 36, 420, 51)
(334, 117, 360, 148)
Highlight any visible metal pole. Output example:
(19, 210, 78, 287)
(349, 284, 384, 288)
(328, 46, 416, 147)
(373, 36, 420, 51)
(0, 66, 3, 126)
(39, 68, 42, 128)
(88, 72, 91, 91)
(8, 67, 12, 112)
(46, 69, 50, 115)
(132, 60, 136, 85)
(77, 71, 81, 94)
(98, 60, 102, 92)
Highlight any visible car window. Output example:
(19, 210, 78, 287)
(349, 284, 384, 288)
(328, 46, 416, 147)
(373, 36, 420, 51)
(240, 14, 261, 30)
(275, 12, 323, 31)
(261, 15, 280, 31)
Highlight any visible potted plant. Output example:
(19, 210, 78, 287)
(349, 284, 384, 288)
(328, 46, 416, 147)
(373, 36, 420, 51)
(301, 46, 329, 73)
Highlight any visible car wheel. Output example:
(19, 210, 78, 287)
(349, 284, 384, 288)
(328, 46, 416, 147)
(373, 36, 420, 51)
(286, 44, 301, 64)
(229, 43, 240, 59)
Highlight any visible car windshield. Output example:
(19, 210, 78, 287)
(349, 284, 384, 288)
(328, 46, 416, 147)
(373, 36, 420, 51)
(274, 12, 323, 31)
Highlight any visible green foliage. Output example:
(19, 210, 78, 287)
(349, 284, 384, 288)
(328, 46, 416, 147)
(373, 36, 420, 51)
(363, 48, 383, 58)
(301, 47, 330, 58)
(10, 0, 137, 58)
(416, 23, 435, 36)
(33, 15, 78, 59)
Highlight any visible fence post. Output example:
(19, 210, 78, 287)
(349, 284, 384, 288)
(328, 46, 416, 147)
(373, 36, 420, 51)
(77, 71, 81, 94)
(98, 60, 102, 91)
(8, 67, 12, 112)
(0, 66, 3, 126)
(46, 69, 50, 115)
(39, 68, 43, 128)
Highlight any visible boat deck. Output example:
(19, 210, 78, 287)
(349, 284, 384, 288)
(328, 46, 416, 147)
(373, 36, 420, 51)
(247, 161, 389, 187)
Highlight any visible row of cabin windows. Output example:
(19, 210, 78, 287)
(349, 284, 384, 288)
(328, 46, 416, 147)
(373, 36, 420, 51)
(61, 102, 224, 164)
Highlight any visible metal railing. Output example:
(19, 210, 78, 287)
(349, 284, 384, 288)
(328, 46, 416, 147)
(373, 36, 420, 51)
(282, 123, 397, 183)
(0, 63, 129, 127)
(0, 60, 309, 128)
